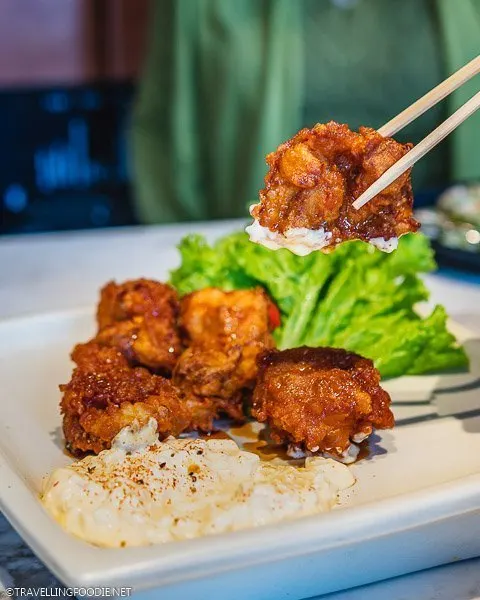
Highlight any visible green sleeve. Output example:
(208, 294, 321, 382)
(130, 0, 303, 224)
(437, 0, 480, 182)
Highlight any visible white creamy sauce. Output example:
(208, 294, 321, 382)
(246, 217, 332, 256)
(288, 426, 372, 465)
(368, 236, 399, 253)
(246, 205, 398, 255)
(351, 430, 371, 444)
(42, 418, 355, 548)
(287, 443, 360, 464)
(325, 444, 360, 464)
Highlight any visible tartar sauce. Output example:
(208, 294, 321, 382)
(42, 418, 355, 547)
(246, 204, 398, 255)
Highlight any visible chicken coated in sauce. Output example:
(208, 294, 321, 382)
(95, 279, 182, 373)
(249, 121, 418, 251)
(60, 342, 190, 456)
(173, 287, 278, 429)
(252, 346, 394, 462)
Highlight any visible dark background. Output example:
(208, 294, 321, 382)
(0, 0, 444, 238)
(0, 0, 149, 235)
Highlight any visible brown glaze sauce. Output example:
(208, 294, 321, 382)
(199, 430, 233, 441)
(230, 422, 293, 462)
(65, 421, 370, 464)
(242, 440, 292, 462)
(356, 440, 371, 461)
(229, 422, 259, 440)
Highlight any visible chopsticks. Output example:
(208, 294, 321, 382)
(378, 55, 480, 137)
(353, 55, 480, 210)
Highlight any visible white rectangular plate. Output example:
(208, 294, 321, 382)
(1, 310, 479, 600)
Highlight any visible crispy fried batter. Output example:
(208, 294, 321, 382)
(252, 346, 393, 461)
(95, 279, 182, 373)
(173, 288, 277, 429)
(251, 121, 418, 247)
(60, 342, 189, 456)
(173, 347, 244, 429)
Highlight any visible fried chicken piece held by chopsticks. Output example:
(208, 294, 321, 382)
(247, 121, 419, 255)
(95, 279, 182, 373)
(252, 346, 394, 463)
(173, 287, 279, 430)
(60, 342, 190, 456)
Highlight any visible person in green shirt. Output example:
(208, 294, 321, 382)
(131, 0, 480, 225)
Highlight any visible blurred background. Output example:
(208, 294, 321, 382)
(0, 0, 148, 234)
(1, 0, 480, 274)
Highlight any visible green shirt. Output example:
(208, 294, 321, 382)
(303, 0, 446, 189)
(131, 0, 480, 224)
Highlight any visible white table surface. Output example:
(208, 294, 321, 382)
(1, 220, 480, 600)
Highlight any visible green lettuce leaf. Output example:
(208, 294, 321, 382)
(169, 231, 468, 378)
(170, 234, 257, 294)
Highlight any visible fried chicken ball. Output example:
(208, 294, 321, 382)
(173, 287, 278, 429)
(248, 121, 418, 254)
(95, 279, 182, 373)
(252, 346, 394, 463)
(60, 342, 189, 456)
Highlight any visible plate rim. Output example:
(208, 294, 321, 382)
(0, 309, 479, 590)
(2, 454, 479, 590)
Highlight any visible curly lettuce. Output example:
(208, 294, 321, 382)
(170, 231, 468, 378)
